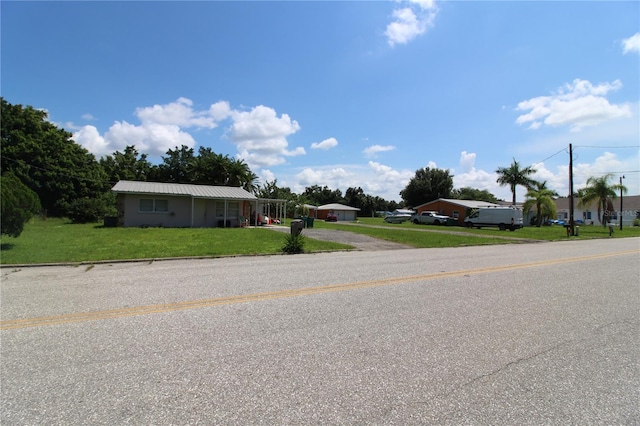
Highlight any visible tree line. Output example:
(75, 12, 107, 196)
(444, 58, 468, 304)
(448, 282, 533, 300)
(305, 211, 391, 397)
(3, 97, 624, 237)
(0, 98, 498, 236)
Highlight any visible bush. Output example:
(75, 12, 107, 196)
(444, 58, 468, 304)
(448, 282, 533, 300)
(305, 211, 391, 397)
(633, 218, 640, 227)
(281, 233, 305, 254)
(67, 197, 110, 223)
(1, 173, 41, 237)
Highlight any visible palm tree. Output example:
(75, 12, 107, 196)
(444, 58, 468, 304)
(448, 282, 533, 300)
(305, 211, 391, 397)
(242, 171, 259, 194)
(496, 158, 537, 206)
(226, 158, 255, 189)
(523, 181, 558, 227)
(578, 173, 627, 227)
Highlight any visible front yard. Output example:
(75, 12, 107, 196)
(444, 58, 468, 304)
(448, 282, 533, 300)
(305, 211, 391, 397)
(1, 216, 638, 265)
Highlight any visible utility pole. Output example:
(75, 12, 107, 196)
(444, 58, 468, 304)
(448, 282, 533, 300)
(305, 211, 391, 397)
(569, 143, 575, 236)
(620, 175, 625, 231)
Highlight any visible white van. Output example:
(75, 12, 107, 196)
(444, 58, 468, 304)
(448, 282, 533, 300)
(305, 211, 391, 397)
(464, 206, 523, 231)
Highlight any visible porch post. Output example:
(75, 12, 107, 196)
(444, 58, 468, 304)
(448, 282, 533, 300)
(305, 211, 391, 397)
(191, 196, 194, 228)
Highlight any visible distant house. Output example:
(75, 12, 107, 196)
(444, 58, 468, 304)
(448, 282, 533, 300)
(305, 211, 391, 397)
(412, 199, 502, 226)
(316, 203, 361, 221)
(111, 180, 286, 228)
(554, 195, 640, 227)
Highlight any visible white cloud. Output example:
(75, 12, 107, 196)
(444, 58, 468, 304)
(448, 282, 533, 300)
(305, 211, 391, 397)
(295, 167, 352, 188)
(516, 79, 632, 131)
(366, 161, 414, 198)
(622, 32, 640, 54)
(385, 1, 438, 46)
(573, 152, 639, 195)
(135, 97, 222, 129)
(363, 144, 396, 157)
(311, 137, 338, 150)
(258, 169, 276, 186)
(209, 101, 231, 121)
(228, 105, 304, 168)
(104, 121, 197, 156)
(81, 113, 96, 121)
(409, 0, 437, 9)
(451, 152, 501, 197)
(74, 99, 304, 166)
(74, 98, 230, 157)
(459, 151, 476, 172)
(73, 125, 109, 155)
(285, 162, 413, 202)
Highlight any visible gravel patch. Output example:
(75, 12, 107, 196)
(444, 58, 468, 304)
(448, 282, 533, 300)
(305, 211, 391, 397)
(265, 225, 413, 251)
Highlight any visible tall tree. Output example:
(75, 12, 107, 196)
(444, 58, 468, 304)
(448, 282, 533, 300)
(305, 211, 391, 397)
(156, 145, 196, 183)
(256, 179, 301, 216)
(578, 173, 627, 227)
(451, 187, 500, 203)
(302, 185, 344, 206)
(192, 147, 227, 185)
(344, 187, 365, 209)
(400, 167, 453, 208)
(523, 181, 558, 227)
(495, 158, 536, 206)
(100, 145, 154, 183)
(1, 98, 109, 216)
(226, 157, 258, 192)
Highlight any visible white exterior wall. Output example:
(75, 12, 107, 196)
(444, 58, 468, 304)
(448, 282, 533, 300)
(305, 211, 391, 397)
(122, 195, 247, 228)
(122, 195, 192, 227)
(557, 207, 636, 227)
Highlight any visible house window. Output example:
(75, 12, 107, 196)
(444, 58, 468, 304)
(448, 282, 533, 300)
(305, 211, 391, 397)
(583, 211, 592, 220)
(452, 210, 459, 219)
(139, 198, 169, 213)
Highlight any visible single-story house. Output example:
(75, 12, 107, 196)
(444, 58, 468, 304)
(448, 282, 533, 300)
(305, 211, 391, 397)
(111, 180, 286, 228)
(554, 195, 640, 227)
(316, 203, 361, 221)
(412, 199, 502, 226)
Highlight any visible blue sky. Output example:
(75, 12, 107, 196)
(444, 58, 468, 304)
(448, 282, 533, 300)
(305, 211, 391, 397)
(2, 1, 639, 202)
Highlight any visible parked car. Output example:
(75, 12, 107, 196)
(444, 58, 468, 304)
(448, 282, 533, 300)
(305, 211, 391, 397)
(325, 212, 338, 222)
(384, 212, 412, 224)
(411, 210, 450, 225)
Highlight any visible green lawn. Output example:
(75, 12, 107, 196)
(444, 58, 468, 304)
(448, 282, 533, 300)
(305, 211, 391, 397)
(330, 217, 640, 242)
(0, 218, 352, 264)
(2, 216, 638, 265)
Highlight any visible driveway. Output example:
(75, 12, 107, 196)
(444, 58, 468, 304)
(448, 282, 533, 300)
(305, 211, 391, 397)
(266, 225, 413, 251)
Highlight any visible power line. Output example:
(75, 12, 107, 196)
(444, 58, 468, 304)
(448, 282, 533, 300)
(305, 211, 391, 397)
(574, 145, 640, 149)
(574, 170, 639, 177)
(531, 147, 568, 167)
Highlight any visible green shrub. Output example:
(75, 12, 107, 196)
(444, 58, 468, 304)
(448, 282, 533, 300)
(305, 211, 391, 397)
(1, 173, 41, 237)
(67, 197, 110, 223)
(633, 218, 640, 227)
(281, 233, 305, 254)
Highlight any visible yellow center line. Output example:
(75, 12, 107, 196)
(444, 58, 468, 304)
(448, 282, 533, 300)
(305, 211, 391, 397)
(2, 249, 637, 330)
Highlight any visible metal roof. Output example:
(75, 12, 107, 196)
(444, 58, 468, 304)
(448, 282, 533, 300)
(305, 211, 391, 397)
(317, 203, 361, 211)
(112, 180, 257, 200)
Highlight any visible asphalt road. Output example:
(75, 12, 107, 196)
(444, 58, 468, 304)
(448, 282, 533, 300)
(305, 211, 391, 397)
(2, 238, 639, 425)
